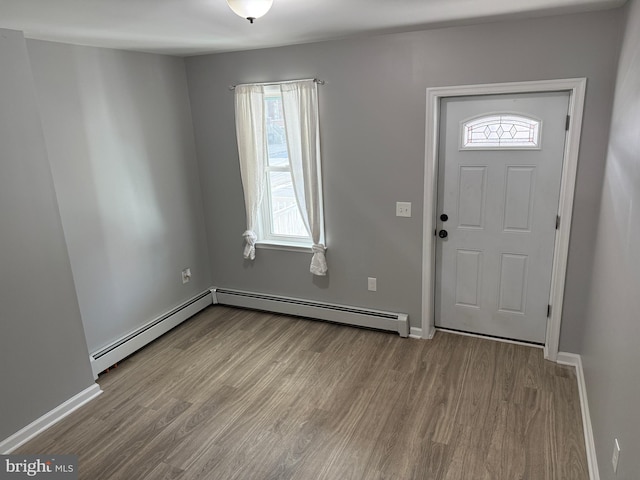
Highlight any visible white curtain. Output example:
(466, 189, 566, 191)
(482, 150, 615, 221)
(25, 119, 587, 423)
(281, 80, 327, 275)
(234, 85, 266, 260)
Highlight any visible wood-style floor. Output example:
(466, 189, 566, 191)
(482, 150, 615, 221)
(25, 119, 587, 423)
(17, 306, 589, 479)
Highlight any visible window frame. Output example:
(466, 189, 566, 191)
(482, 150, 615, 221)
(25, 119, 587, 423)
(459, 112, 543, 151)
(257, 86, 313, 249)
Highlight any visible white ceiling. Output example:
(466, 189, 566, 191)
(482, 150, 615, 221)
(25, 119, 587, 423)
(0, 0, 625, 56)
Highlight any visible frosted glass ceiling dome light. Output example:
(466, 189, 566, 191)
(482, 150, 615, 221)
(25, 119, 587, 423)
(227, 0, 274, 23)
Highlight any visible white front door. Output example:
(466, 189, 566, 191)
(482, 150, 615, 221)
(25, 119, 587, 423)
(435, 92, 570, 343)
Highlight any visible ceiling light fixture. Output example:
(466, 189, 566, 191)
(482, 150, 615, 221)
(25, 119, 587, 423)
(226, 0, 273, 23)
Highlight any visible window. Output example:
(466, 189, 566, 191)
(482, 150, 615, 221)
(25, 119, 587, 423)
(262, 87, 311, 244)
(461, 113, 541, 149)
(234, 80, 327, 275)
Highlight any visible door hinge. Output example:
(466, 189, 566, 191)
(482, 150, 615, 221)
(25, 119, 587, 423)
(547, 304, 552, 318)
(556, 215, 560, 229)
(565, 115, 570, 131)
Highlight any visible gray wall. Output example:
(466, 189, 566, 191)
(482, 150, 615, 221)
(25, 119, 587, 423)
(185, 10, 622, 343)
(26, 41, 212, 353)
(0, 29, 94, 441)
(579, 0, 640, 477)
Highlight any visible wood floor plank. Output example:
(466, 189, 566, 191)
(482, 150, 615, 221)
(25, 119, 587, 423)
(139, 461, 184, 480)
(551, 374, 590, 480)
(15, 306, 589, 480)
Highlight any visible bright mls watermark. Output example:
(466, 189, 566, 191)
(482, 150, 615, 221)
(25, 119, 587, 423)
(0, 456, 77, 479)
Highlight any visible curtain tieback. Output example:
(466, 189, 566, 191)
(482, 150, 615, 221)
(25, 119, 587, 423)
(310, 243, 327, 276)
(243, 230, 258, 260)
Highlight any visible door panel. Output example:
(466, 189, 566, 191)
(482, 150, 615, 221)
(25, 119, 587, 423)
(503, 166, 536, 232)
(435, 92, 570, 343)
(458, 166, 487, 229)
(455, 249, 483, 307)
(498, 253, 528, 314)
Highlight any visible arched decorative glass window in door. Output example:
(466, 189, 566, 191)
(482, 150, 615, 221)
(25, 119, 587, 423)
(461, 113, 541, 150)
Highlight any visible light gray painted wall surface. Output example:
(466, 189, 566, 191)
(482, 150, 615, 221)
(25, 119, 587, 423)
(0, 29, 94, 441)
(185, 10, 622, 345)
(26, 41, 212, 353)
(579, 1, 640, 477)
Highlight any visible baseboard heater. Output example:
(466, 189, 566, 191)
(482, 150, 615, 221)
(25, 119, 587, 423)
(212, 287, 409, 338)
(89, 290, 213, 378)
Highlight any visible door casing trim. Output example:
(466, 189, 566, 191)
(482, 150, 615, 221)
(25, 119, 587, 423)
(421, 78, 587, 361)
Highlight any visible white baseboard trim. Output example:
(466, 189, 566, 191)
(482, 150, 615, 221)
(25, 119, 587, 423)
(410, 326, 437, 339)
(557, 352, 600, 480)
(409, 327, 423, 339)
(425, 325, 436, 339)
(0, 383, 102, 454)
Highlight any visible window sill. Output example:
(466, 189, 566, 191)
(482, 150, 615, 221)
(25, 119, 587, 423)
(256, 241, 317, 253)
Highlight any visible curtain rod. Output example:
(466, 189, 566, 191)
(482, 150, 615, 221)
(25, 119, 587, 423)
(229, 78, 324, 91)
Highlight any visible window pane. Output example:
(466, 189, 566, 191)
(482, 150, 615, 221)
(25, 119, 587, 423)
(462, 114, 541, 149)
(268, 171, 309, 237)
(265, 95, 288, 166)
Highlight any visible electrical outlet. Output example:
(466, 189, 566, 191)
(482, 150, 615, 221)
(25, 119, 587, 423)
(368, 277, 377, 292)
(396, 202, 411, 217)
(612, 438, 620, 473)
(181, 268, 191, 284)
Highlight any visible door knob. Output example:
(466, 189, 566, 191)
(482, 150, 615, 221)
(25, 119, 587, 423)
(440, 214, 448, 222)
(438, 229, 448, 238)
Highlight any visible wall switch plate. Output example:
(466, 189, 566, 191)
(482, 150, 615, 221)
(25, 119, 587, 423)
(181, 268, 191, 284)
(396, 202, 411, 217)
(612, 438, 620, 473)
(368, 277, 377, 291)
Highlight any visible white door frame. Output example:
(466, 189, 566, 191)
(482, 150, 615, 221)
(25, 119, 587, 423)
(421, 78, 587, 361)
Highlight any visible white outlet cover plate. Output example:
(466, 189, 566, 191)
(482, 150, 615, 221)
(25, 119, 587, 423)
(182, 268, 191, 284)
(396, 202, 411, 217)
(368, 277, 377, 291)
